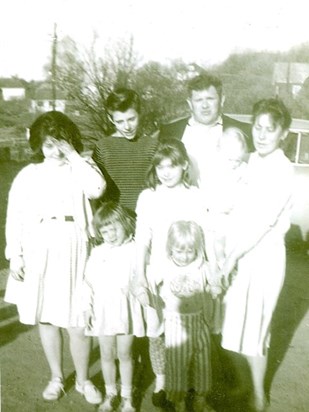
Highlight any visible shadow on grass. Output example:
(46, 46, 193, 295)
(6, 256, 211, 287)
(265, 225, 309, 396)
(0, 308, 33, 347)
(64, 337, 154, 412)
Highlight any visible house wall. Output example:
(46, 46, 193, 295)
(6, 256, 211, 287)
(1, 88, 25, 101)
(30, 99, 66, 113)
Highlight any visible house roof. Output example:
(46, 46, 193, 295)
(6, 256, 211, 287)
(273, 63, 309, 85)
(0, 78, 26, 88)
(33, 85, 66, 100)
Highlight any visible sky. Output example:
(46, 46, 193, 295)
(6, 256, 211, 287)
(1, 0, 309, 81)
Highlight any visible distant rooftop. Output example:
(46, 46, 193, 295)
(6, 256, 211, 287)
(273, 63, 309, 85)
(0, 77, 27, 88)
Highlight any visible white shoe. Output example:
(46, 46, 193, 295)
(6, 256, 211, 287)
(75, 379, 102, 404)
(121, 396, 136, 412)
(98, 394, 118, 412)
(42, 377, 65, 401)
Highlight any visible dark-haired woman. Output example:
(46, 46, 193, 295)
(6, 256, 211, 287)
(5, 111, 105, 404)
(221, 99, 294, 411)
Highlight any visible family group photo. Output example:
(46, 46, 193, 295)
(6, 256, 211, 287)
(1, 1, 309, 412)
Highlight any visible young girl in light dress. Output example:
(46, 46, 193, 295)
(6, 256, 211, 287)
(83, 201, 145, 412)
(158, 220, 216, 412)
(135, 138, 215, 408)
(4, 111, 105, 404)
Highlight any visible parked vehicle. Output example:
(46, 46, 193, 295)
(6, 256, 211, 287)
(229, 114, 309, 242)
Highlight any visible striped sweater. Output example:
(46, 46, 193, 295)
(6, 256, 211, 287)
(93, 132, 158, 211)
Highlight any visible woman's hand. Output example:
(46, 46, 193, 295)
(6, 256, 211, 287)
(84, 309, 94, 329)
(208, 284, 223, 299)
(135, 285, 150, 307)
(221, 251, 239, 288)
(56, 140, 77, 159)
(9, 256, 25, 281)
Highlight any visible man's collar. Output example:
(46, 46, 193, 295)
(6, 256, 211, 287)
(188, 115, 223, 127)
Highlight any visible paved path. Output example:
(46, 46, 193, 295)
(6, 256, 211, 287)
(1, 242, 309, 411)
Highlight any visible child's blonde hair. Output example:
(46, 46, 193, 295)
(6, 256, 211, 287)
(219, 127, 248, 158)
(92, 201, 135, 243)
(166, 220, 206, 261)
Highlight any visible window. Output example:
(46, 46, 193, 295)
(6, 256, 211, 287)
(298, 133, 309, 164)
(283, 132, 298, 162)
(283, 131, 309, 164)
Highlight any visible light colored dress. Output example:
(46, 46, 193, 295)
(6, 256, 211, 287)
(135, 184, 208, 337)
(82, 238, 145, 337)
(4, 156, 105, 327)
(221, 149, 294, 356)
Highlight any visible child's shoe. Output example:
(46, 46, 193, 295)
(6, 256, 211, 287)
(98, 394, 118, 412)
(42, 377, 65, 401)
(120, 396, 135, 412)
(152, 389, 166, 407)
(152, 390, 175, 409)
(75, 379, 102, 404)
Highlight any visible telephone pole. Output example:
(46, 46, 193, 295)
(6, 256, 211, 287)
(51, 23, 57, 110)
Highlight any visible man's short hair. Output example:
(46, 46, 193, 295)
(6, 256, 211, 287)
(187, 73, 223, 98)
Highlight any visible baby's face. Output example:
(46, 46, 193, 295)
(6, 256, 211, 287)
(220, 141, 244, 170)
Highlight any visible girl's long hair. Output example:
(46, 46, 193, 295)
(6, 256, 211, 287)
(92, 201, 135, 244)
(145, 138, 193, 189)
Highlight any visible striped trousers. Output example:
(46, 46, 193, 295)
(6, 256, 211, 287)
(164, 311, 212, 402)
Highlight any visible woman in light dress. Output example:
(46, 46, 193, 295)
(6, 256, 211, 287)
(5, 111, 105, 404)
(220, 99, 294, 411)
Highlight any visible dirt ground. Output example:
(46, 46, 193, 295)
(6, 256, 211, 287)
(1, 228, 309, 412)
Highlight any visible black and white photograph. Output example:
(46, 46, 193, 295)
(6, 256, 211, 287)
(1, 1, 309, 411)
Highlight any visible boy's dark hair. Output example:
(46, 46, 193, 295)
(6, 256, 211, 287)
(92, 201, 135, 243)
(187, 73, 223, 99)
(106, 88, 141, 114)
(252, 98, 292, 130)
(29, 111, 83, 158)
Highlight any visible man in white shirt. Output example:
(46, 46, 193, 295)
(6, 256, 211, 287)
(159, 73, 252, 190)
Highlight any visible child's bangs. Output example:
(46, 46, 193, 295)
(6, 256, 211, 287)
(173, 235, 196, 251)
(168, 229, 197, 251)
(153, 147, 184, 166)
(94, 208, 122, 233)
(100, 214, 119, 228)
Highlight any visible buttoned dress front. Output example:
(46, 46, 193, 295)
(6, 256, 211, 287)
(5, 156, 105, 328)
(221, 149, 294, 356)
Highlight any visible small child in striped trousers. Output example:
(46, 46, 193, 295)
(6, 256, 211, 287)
(158, 221, 218, 412)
